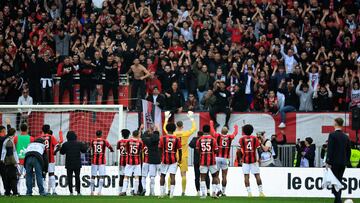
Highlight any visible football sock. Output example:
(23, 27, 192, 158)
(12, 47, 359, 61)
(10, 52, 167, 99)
(50, 176, 56, 193)
(90, 179, 95, 192)
(212, 184, 217, 194)
(150, 177, 155, 194)
(122, 179, 128, 193)
(119, 186, 122, 194)
(258, 185, 263, 192)
(167, 176, 171, 192)
(160, 185, 165, 196)
(222, 186, 226, 194)
(98, 178, 104, 193)
(246, 186, 251, 193)
(170, 185, 175, 196)
(141, 177, 146, 192)
(200, 181, 206, 196)
(133, 178, 139, 194)
(181, 176, 186, 194)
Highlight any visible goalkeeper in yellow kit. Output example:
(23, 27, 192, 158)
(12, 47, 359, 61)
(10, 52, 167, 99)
(163, 111, 197, 196)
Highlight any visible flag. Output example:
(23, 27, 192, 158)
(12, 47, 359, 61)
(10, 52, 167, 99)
(141, 99, 162, 132)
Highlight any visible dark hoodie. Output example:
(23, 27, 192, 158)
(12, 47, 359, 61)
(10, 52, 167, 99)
(60, 131, 88, 169)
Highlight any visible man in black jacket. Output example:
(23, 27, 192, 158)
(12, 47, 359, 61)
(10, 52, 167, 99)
(102, 55, 119, 104)
(278, 79, 298, 128)
(146, 86, 166, 110)
(141, 126, 160, 196)
(326, 118, 351, 203)
(24, 138, 48, 196)
(60, 131, 88, 195)
(210, 80, 231, 128)
(189, 131, 210, 196)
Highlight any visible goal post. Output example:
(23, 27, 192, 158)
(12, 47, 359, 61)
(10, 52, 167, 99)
(0, 105, 124, 165)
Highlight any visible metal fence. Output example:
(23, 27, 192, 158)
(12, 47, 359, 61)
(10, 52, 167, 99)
(55, 144, 326, 168)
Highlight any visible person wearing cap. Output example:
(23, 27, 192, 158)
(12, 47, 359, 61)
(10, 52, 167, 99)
(79, 56, 96, 104)
(57, 56, 75, 104)
(24, 137, 48, 196)
(257, 132, 275, 167)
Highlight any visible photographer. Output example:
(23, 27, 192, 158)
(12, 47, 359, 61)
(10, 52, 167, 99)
(257, 132, 275, 167)
(271, 131, 287, 166)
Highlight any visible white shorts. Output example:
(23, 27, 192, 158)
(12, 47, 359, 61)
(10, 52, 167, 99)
(124, 164, 142, 177)
(119, 166, 125, 176)
(48, 163, 55, 173)
(160, 163, 177, 175)
(200, 165, 218, 175)
(91, 165, 106, 176)
(216, 157, 229, 170)
(242, 163, 260, 175)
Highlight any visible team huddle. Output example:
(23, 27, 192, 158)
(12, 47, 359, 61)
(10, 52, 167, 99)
(89, 111, 265, 198)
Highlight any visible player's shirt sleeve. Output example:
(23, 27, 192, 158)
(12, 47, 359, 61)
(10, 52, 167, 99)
(14, 136, 18, 145)
(177, 137, 182, 150)
(51, 135, 58, 146)
(30, 136, 35, 142)
(163, 120, 168, 135)
(255, 137, 261, 149)
(105, 140, 114, 152)
(159, 137, 163, 148)
(185, 119, 197, 137)
(116, 141, 120, 150)
(213, 138, 219, 152)
(230, 125, 239, 139)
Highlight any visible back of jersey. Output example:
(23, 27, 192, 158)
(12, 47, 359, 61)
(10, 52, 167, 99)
(197, 135, 218, 166)
(91, 138, 107, 165)
(117, 139, 128, 166)
(126, 138, 143, 165)
(239, 135, 260, 164)
(159, 135, 181, 164)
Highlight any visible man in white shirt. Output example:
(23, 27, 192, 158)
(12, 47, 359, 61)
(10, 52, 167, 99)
(17, 89, 33, 130)
(280, 41, 298, 74)
(17, 89, 33, 105)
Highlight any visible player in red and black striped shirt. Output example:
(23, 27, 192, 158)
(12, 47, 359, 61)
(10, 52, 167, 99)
(209, 120, 238, 196)
(117, 129, 130, 195)
(37, 125, 59, 195)
(196, 125, 220, 199)
(238, 124, 264, 197)
(158, 123, 182, 198)
(90, 130, 114, 195)
(120, 129, 144, 196)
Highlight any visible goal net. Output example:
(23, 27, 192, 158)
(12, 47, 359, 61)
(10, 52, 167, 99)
(0, 105, 124, 166)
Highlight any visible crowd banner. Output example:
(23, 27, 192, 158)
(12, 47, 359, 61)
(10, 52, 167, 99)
(15, 166, 360, 198)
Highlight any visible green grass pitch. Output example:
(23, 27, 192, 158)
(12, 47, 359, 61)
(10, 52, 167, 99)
(0, 196, 358, 203)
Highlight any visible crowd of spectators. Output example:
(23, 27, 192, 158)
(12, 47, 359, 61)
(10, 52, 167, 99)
(0, 0, 360, 119)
